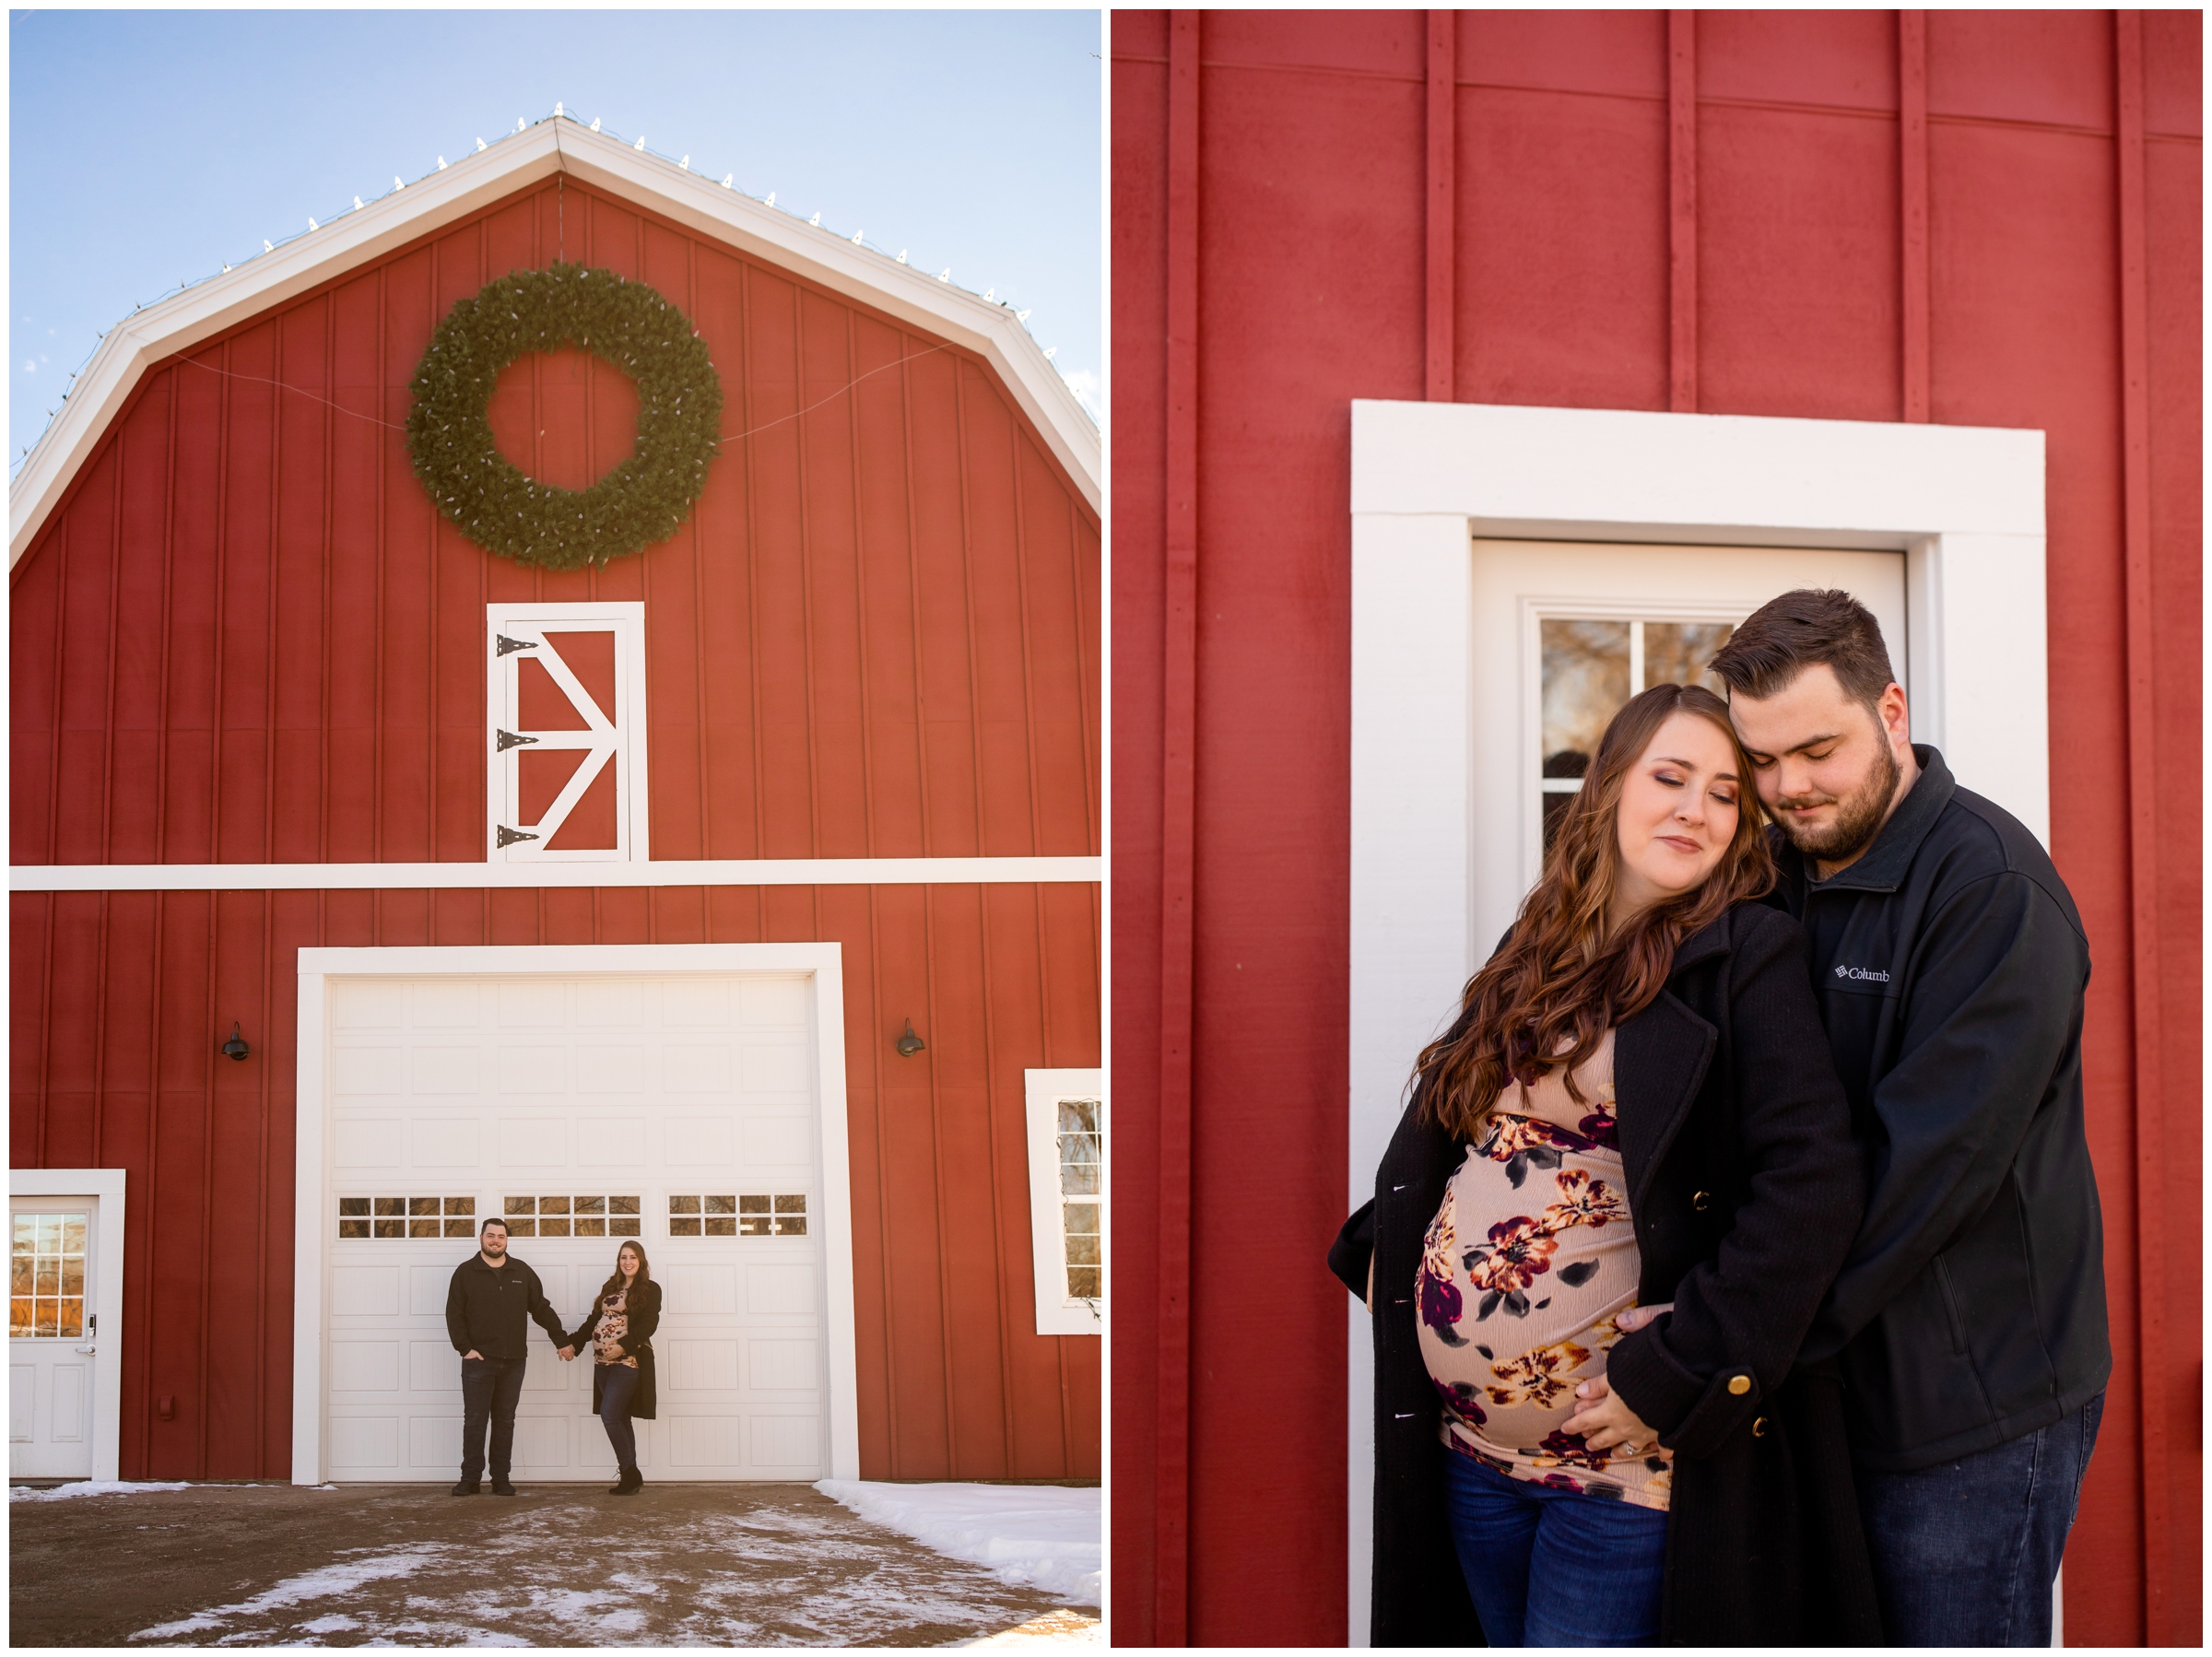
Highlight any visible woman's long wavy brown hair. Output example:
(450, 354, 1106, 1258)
(598, 1240, 652, 1303)
(1416, 682, 1774, 1140)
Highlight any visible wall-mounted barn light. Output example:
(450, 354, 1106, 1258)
(895, 1019, 927, 1058)
(221, 1022, 250, 1063)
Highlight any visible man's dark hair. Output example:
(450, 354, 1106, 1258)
(1708, 588, 1897, 713)
(479, 1216, 509, 1237)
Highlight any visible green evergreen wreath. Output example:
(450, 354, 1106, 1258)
(406, 262, 724, 570)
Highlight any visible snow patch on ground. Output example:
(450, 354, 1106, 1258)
(128, 1545, 449, 1641)
(959, 1608, 1106, 1646)
(11, 1480, 194, 1502)
(815, 1481, 1100, 1604)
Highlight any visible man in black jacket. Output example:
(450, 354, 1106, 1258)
(1713, 590, 2110, 1647)
(444, 1217, 572, 1496)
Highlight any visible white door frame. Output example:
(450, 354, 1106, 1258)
(1347, 399, 2048, 1641)
(290, 943, 856, 1486)
(9, 1168, 127, 1483)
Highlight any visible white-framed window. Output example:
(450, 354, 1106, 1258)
(1024, 1069, 1103, 1335)
(485, 603, 650, 863)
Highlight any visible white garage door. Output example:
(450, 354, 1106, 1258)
(321, 972, 827, 1482)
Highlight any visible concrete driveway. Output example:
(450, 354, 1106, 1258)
(8, 1481, 1097, 1646)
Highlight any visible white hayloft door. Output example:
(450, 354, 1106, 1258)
(320, 971, 826, 1481)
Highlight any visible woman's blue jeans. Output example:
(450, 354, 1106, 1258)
(597, 1363, 641, 1473)
(1440, 1446, 1670, 1647)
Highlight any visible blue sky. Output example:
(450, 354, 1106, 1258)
(9, 8, 1102, 469)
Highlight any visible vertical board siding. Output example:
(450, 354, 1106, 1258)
(10, 176, 1100, 869)
(1111, 8, 2200, 1646)
(10, 171, 1100, 1485)
(8, 882, 1101, 1482)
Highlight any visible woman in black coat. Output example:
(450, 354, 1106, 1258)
(1330, 683, 1881, 1646)
(567, 1240, 661, 1496)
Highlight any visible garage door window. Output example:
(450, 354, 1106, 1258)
(501, 1196, 642, 1238)
(337, 1196, 476, 1240)
(668, 1194, 807, 1237)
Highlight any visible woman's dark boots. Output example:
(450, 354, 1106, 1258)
(609, 1465, 642, 1496)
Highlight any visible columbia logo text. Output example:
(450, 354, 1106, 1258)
(1834, 964, 1890, 982)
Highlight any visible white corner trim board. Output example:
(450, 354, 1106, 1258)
(10, 121, 1097, 572)
(289, 942, 859, 1487)
(11, 856, 1101, 893)
(1345, 398, 2048, 1647)
(9, 1168, 128, 1484)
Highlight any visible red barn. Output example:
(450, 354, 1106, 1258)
(10, 117, 1101, 1493)
(1112, 9, 2196, 1647)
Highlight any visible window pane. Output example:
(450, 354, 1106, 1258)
(539, 1196, 571, 1215)
(408, 1197, 440, 1216)
(60, 1259, 83, 1296)
(1059, 1158, 1100, 1196)
(575, 1196, 606, 1216)
(609, 1196, 640, 1216)
(1064, 1202, 1100, 1237)
(669, 1217, 701, 1237)
(704, 1195, 736, 1215)
(34, 1263, 58, 1296)
(773, 1216, 807, 1237)
(611, 1218, 641, 1237)
(1641, 621, 1734, 695)
(1540, 618, 1630, 781)
(443, 1218, 475, 1239)
(338, 1197, 371, 1217)
(444, 1196, 475, 1216)
(506, 1197, 537, 1216)
(738, 1216, 772, 1237)
(1057, 1099, 1100, 1138)
(704, 1216, 736, 1237)
(36, 1216, 61, 1252)
(540, 1218, 571, 1237)
(1066, 1267, 1101, 1299)
(374, 1218, 404, 1239)
(13, 1216, 34, 1253)
(33, 1299, 57, 1336)
(374, 1198, 406, 1216)
(774, 1194, 806, 1214)
(505, 1217, 536, 1238)
(1065, 1232, 1100, 1267)
(338, 1219, 371, 1240)
(737, 1195, 771, 1215)
(575, 1217, 606, 1237)
(669, 1196, 700, 1215)
(57, 1299, 83, 1339)
(9, 1297, 32, 1336)
(409, 1217, 441, 1238)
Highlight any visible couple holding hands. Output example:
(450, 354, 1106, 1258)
(1335, 589, 2110, 1648)
(444, 1221, 663, 1498)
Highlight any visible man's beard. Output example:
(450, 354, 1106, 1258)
(1771, 739, 1901, 864)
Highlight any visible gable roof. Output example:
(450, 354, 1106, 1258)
(9, 116, 1100, 569)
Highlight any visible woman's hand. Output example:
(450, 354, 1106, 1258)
(1561, 1375, 1671, 1461)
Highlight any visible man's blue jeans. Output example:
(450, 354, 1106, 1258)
(1859, 1391, 2103, 1647)
(597, 1362, 641, 1473)
(459, 1355, 526, 1483)
(1440, 1447, 1670, 1647)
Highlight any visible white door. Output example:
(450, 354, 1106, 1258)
(322, 972, 827, 1482)
(9, 1197, 100, 1478)
(1469, 539, 1908, 948)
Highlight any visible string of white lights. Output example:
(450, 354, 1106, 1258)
(14, 105, 1072, 480)
(163, 336, 959, 450)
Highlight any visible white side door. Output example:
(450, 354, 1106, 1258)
(9, 1197, 99, 1478)
(1469, 540, 1908, 949)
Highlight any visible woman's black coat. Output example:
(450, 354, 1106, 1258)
(567, 1278, 661, 1420)
(1329, 901, 1882, 1646)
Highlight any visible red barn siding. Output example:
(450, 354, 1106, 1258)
(8, 882, 1101, 1481)
(11, 173, 1100, 1482)
(11, 176, 1101, 868)
(1112, 9, 2198, 1646)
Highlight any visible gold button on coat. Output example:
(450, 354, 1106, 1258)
(1752, 1416, 1769, 1437)
(1692, 1190, 1712, 1210)
(1727, 1374, 1751, 1395)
